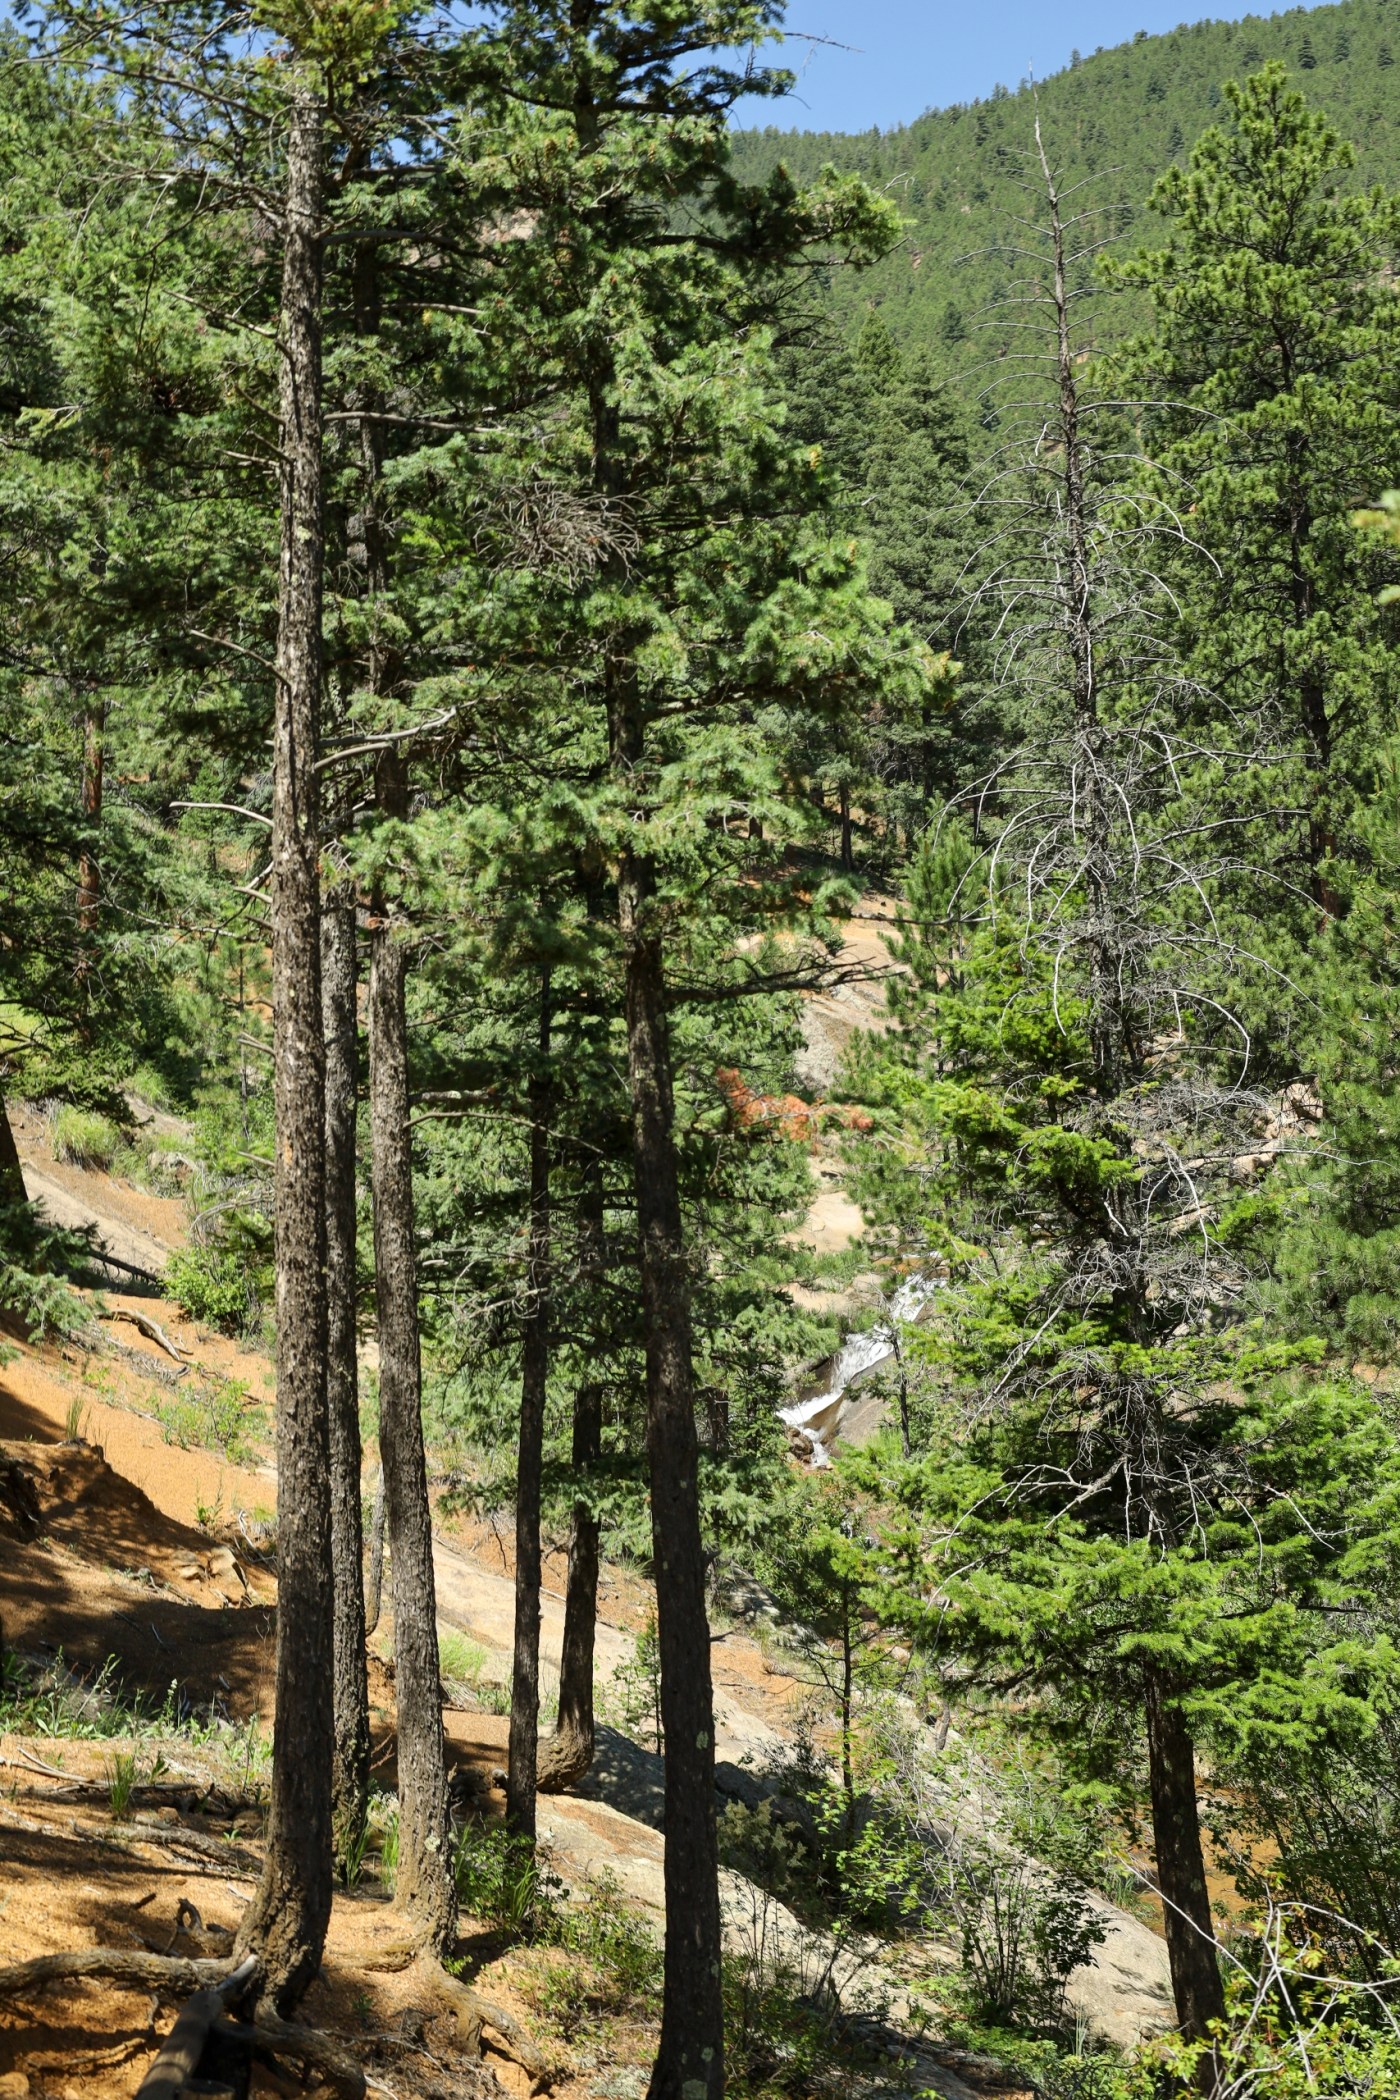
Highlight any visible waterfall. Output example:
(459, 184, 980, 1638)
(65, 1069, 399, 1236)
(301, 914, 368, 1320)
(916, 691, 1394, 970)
(779, 1274, 938, 1465)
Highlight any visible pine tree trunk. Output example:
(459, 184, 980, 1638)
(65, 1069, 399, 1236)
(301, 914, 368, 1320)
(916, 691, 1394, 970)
(365, 1467, 386, 1636)
(322, 896, 369, 1864)
(538, 1163, 604, 1796)
(537, 1377, 601, 1794)
(0, 1090, 25, 1210)
(616, 848, 723, 2100)
(1143, 1665, 1224, 2063)
(368, 747, 453, 1955)
(507, 979, 552, 1838)
(586, 224, 722, 2079)
(235, 81, 334, 2016)
(839, 781, 853, 871)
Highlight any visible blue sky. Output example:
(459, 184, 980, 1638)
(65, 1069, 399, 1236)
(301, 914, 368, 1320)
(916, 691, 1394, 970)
(732, 0, 1336, 131)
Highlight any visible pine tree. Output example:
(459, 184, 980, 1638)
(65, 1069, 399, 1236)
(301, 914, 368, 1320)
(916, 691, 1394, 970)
(1108, 65, 1400, 931)
(860, 353, 984, 838)
(25, 0, 466, 2006)
(1107, 69, 1400, 1356)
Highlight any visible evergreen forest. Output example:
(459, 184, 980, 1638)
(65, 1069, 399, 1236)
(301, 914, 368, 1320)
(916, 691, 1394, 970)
(2, 7, 1400, 2100)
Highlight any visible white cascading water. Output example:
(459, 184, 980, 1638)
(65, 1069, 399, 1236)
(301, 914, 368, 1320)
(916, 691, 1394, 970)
(778, 1274, 938, 1466)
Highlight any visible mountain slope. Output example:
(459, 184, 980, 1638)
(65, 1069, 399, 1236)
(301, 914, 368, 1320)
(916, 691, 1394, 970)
(731, 0, 1400, 363)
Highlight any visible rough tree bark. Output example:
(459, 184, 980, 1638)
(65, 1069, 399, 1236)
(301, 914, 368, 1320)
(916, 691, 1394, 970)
(322, 897, 369, 1863)
(537, 1160, 604, 1796)
(535, 1376, 601, 1793)
(1144, 1665, 1225, 2064)
(615, 837, 723, 2100)
(364, 1469, 386, 1635)
(368, 746, 453, 1954)
(507, 976, 552, 1838)
(234, 82, 334, 2015)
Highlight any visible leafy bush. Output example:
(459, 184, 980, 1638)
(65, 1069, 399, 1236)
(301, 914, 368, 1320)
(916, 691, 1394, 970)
(52, 1106, 121, 1169)
(941, 1844, 1105, 2035)
(452, 1818, 565, 1934)
(720, 1880, 892, 2100)
(1214, 1688, 1400, 1975)
(1119, 1938, 1400, 2100)
(166, 1212, 272, 1334)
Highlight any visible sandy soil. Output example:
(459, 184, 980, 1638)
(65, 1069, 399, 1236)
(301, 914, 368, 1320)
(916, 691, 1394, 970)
(0, 1731, 518, 2100)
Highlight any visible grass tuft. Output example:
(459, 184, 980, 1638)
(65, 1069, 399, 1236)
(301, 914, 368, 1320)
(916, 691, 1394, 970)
(52, 1107, 121, 1170)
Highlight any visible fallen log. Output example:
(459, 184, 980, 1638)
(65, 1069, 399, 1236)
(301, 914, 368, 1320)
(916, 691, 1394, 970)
(83, 1250, 162, 1285)
(97, 1308, 189, 1363)
(0, 1949, 230, 2000)
(136, 1982, 230, 2100)
(101, 1337, 189, 1387)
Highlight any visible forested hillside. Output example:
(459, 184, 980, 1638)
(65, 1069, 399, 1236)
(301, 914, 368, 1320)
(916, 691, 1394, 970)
(3, 6, 1400, 2100)
(734, 0, 1400, 361)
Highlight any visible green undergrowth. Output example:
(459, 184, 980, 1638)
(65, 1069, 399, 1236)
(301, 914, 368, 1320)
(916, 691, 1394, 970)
(153, 1371, 263, 1464)
(51, 1105, 122, 1170)
(165, 1216, 273, 1339)
(0, 1646, 272, 1793)
(437, 1628, 489, 1703)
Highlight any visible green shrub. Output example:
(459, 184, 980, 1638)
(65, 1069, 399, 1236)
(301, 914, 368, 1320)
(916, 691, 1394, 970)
(452, 1818, 562, 1934)
(1119, 1956, 1400, 2100)
(519, 1871, 662, 2038)
(154, 1375, 262, 1465)
(0, 1650, 154, 1739)
(52, 1107, 121, 1170)
(166, 1213, 271, 1334)
(723, 1929, 869, 2100)
(946, 1852, 1106, 2036)
(1215, 1696, 1400, 1975)
(438, 1630, 488, 1702)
